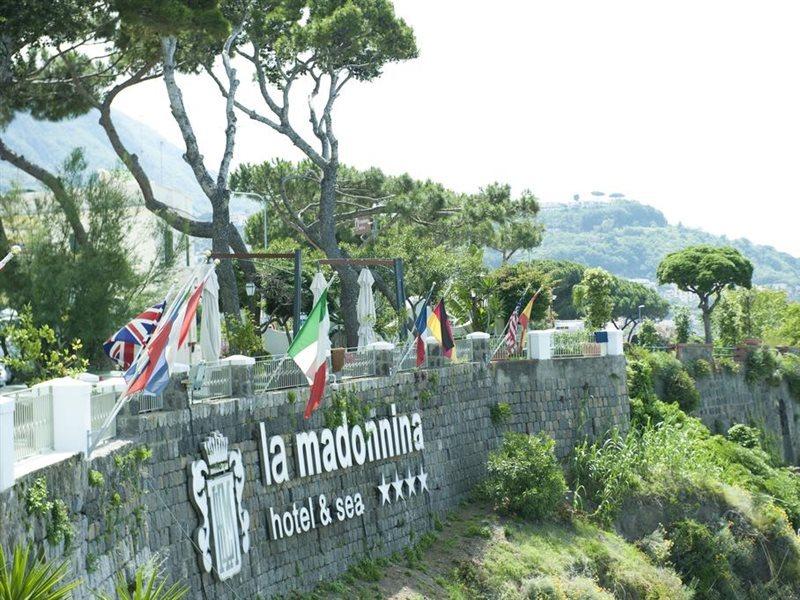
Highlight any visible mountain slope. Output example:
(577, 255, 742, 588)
(507, 199, 800, 292)
(0, 111, 207, 213)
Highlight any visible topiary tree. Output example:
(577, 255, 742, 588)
(657, 246, 753, 344)
(573, 268, 614, 330)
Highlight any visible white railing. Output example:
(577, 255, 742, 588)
(12, 387, 54, 461)
(138, 391, 165, 413)
(254, 356, 308, 393)
(392, 344, 418, 373)
(191, 363, 233, 402)
(488, 335, 526, 361)
(339, 348, 377, 380)
(452, 338, 474, 363)
(551, 330, 601, 359)
(90, 388, 117, 445)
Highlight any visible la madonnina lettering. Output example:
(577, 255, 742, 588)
(258, 404, 426, 540)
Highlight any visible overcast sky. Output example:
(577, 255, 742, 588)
(116, 0, 800, 257)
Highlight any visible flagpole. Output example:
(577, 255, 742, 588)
(259, 272, 339, 393)
(489, 282, 534, 362)
(89, 263, 215, 453)
(391, 281, 437, 378)
(0, 245, 22, 272)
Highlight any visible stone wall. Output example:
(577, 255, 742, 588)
(693, 369, 797, 463)
(0, 356, 629, 599)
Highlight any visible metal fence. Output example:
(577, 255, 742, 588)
(138, 391, 165, 413)
(392, 344, 417, 373)
(11, 387, 54, 461)
(551, 330, 601, 359)
(452, 338, 474, 363)
(254, 356, 308, 393)
(488, 335, 527, 361)
(339, 348, 377, 380)
(191, 363, 234, 402)
(90, 388, 117, 444)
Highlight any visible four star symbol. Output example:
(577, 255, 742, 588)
(377, 465, 431, 505)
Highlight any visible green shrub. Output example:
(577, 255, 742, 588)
(626, 359, 654, 401)
(667, 519, 738, 598)
(643, 352, 700, 412)
(726, 424, 761, 449)
(222, 308, 264, 357)
(0, 544, 78, 600)
(745, 346, 781, 386)
(716, 356, 741, 374)
(484, 432, 566, 521)
(692, 358, 712, 378)
(663, 369, 700, 413)
(779, 353, 800, 403)
(489, 402, 512, 426)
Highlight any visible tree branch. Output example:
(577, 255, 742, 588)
(0, 137, 89, 246)
(161, 36, 217, 200)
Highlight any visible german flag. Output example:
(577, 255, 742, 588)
(427, 299, 455, 359)
(518, 286, 542, 350)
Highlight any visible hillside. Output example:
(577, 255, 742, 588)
(503, 199, 800, 291)
(0, 111, 207, 213)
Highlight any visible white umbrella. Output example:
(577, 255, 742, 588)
(357, 268, 379, 349)
(310, 271, 331, 356)
(200, 269, 221, 361)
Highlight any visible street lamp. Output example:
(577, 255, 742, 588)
(231, 191, 269, 249)
(638, 304, 645, 322)
(245, 282, 256, 297)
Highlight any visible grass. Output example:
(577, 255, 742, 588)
(308, 502, 689, 599)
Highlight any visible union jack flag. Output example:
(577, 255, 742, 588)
(103, 301, 166, 370)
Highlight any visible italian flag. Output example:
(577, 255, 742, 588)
(288, 288, 331, 419)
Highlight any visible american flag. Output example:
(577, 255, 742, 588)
(103, 301, 166, 370)
(505, 301, 523, 354)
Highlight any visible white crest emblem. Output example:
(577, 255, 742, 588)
(188, 431, 250, 580)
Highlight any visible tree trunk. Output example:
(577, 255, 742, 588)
(212, 195, 240, 317)
(701, 303, 713, 344)
(315, 165, 360, 346)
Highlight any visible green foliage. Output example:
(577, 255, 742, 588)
(779, 353, 800, 402)
(485, 262, 552, 326)
(23, 477, 74, 551)
(489, 402, 512, 426)
(573, 268, 614, 330)
(657, 245, 753, 343)
(0, 157, 160, 365)
(777, 304, 800, 346)
(323, 389, 372, 430)
(484, 432, 566, 521)
(101, 446, 152, 547)
(0, 544, 79, 600)
(744, 346, 781, 386)
(625, 358, 655, 402)
(2, 306, 88, 384)
(716, 356, 741, 374)
(647, 351, 700, 413)
(222, 309, 263, 357)
(97, 560, 188, 600)
(609, 277, 670, 330)
(692, 358, 712, 378)
(666, 519, 738, 598)
(88, 470, 104, 488)
(726, 424, 761, 450)
(635, 319, 663, 347)
(714, 293, 743, 347)
(674, 306, 693, 344)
